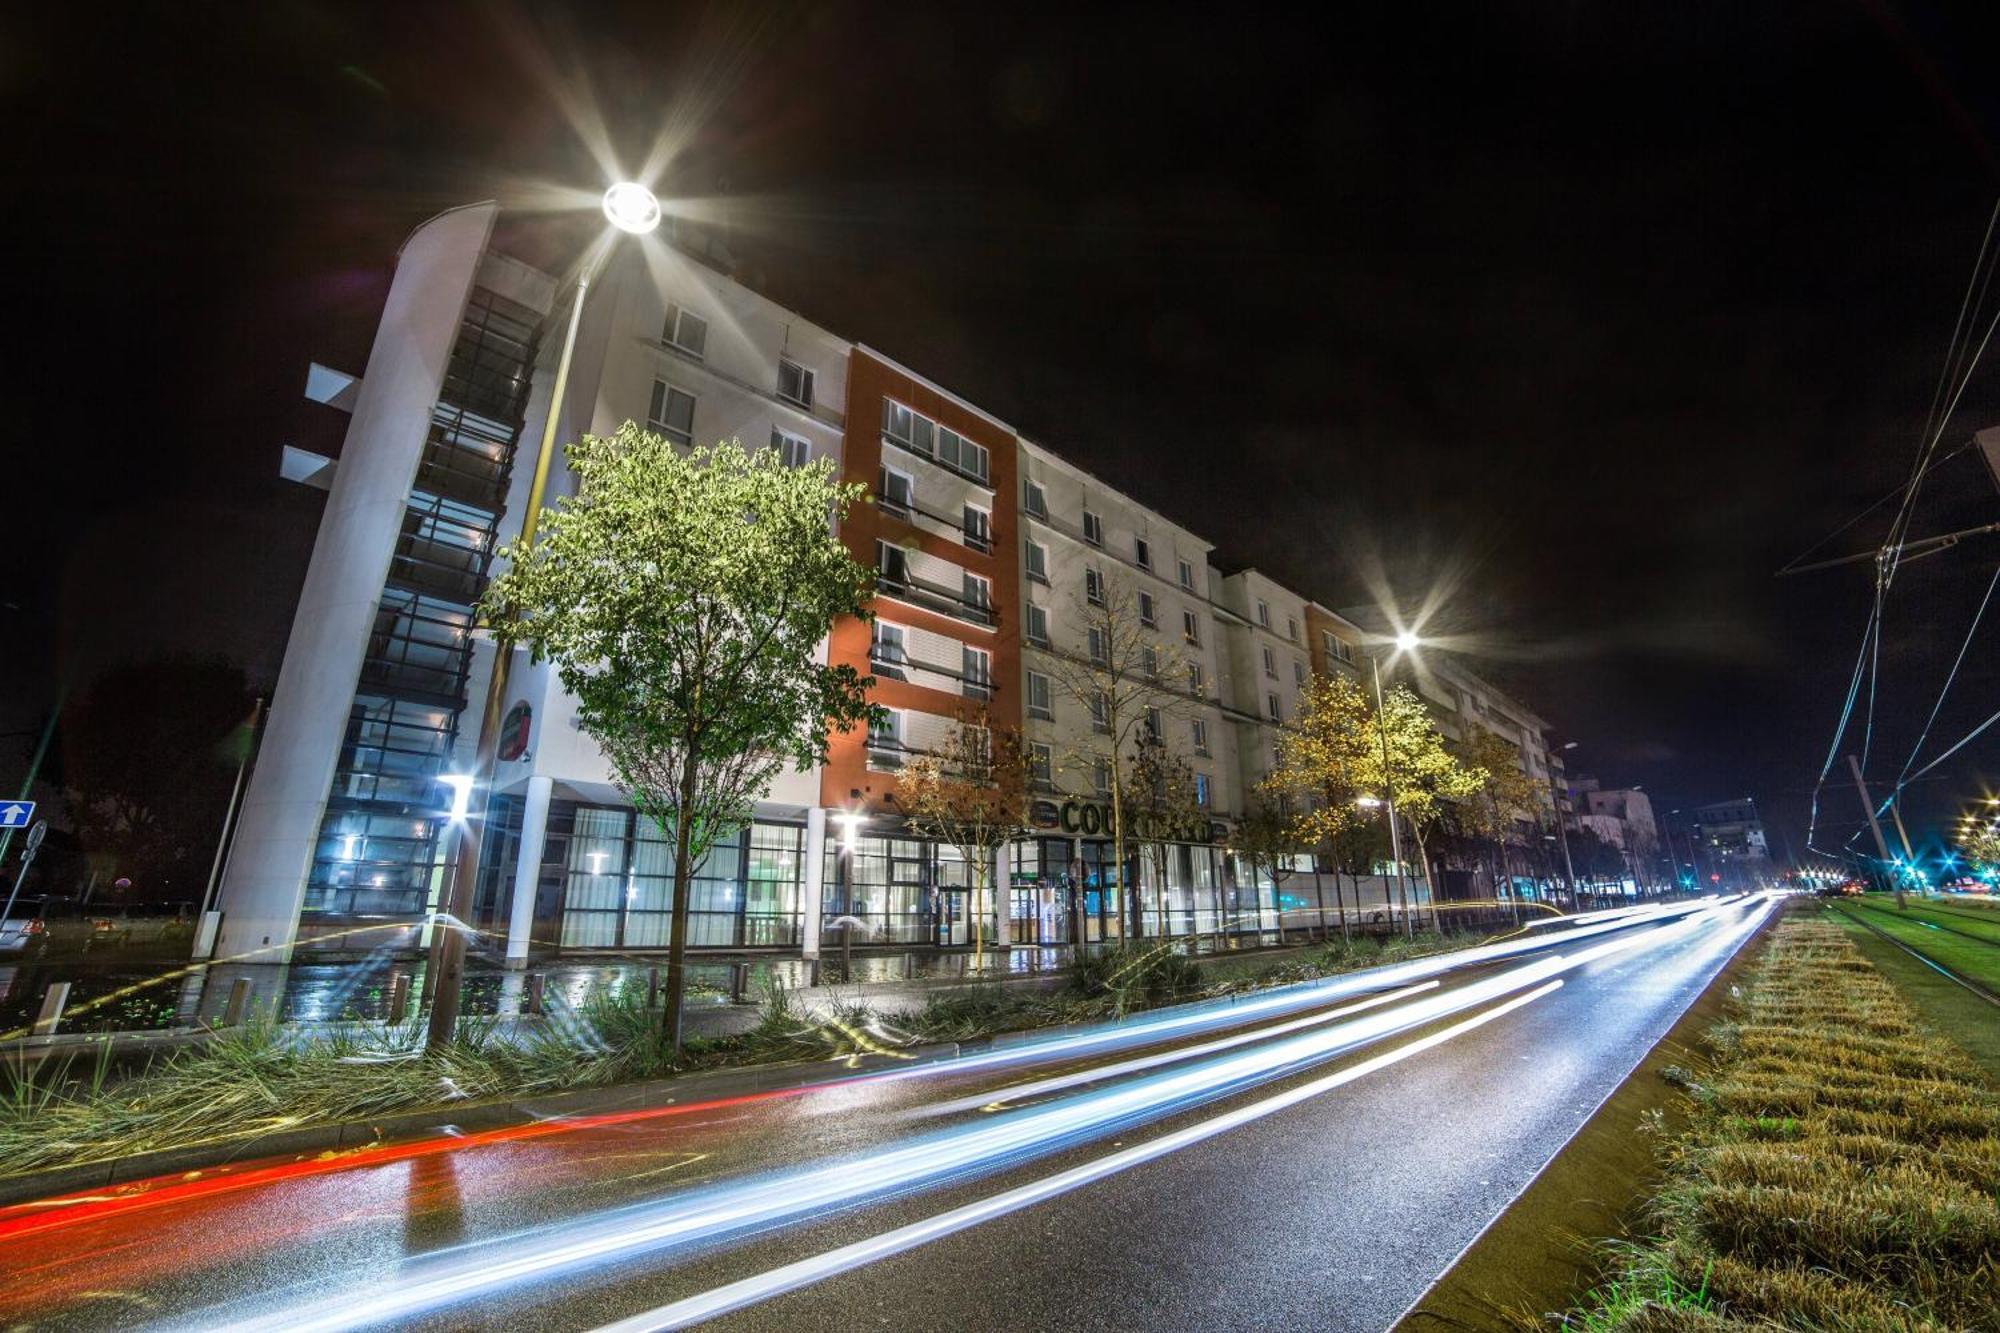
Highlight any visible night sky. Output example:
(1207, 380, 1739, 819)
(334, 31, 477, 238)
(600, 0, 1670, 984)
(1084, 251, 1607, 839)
(10, 2, 2000, 864)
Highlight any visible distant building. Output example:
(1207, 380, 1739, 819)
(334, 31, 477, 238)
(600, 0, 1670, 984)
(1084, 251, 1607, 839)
(1570, 780, 1662, 886)
(1686, 799, 1773, 890)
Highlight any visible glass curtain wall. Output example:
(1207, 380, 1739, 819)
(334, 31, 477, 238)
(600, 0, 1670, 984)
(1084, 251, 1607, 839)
(556, 805, 804, 949)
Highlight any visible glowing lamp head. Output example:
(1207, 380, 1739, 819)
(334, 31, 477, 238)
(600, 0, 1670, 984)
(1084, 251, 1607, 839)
(1394, 630, 1421, 653)
(440, 773, 475, 823)
(602, 182, 662, 234)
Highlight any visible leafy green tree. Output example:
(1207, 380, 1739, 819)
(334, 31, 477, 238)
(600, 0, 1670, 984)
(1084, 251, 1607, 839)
(1363, 682, 1484, 925)
(894, 708, 1033, 968)
(483, 426, 878, 1052)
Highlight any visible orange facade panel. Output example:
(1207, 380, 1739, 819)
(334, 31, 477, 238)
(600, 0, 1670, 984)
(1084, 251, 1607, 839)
(822, 349, 1022, 813)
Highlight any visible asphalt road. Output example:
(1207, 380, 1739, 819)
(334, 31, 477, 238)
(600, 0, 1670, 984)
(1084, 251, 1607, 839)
(0, 895, 1778, 1333)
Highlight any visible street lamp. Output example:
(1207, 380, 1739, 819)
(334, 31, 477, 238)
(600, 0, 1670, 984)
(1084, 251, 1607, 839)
(1371, 634, 1417, 939)
(428, 180, 663, 1051)
(1546, 741, 1579, 909)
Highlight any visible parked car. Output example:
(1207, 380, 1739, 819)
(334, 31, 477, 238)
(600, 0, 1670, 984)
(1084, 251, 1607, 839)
(0, 917, 48, 954)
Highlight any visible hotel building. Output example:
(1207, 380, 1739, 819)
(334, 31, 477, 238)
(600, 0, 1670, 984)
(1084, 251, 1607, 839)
(216, 203, 1448, 963)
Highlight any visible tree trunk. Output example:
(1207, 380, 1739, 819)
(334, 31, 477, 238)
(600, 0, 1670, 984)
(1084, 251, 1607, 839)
(662, 758, 699, 1057)
(972, 853, 986, 970)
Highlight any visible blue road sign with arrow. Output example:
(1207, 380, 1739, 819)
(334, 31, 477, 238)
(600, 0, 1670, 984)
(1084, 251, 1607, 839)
(0, 802, 35, 829)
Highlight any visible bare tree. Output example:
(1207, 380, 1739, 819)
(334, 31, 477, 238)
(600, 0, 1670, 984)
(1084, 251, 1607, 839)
(1044, 571, 1195, 940)
(1124, 732, 1208, 941)
(894, 708, 1033, 968)
(1232, 795, 1312, 942)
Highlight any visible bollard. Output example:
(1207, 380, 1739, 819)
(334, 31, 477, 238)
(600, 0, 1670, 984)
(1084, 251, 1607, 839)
(807, 957, 822, 987)
(32, 982, 71, 1038)
(730, 961, 750, 1004)
(221, 977, 253, 1027)
(647, 966, 661, 1010)
(525, 972, 545, 1016)
(387, 972, 411, 1025)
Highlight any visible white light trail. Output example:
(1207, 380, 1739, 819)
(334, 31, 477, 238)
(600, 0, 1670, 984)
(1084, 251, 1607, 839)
(196, 895, 1776, 1333)
(593, 981, 1567, 1333)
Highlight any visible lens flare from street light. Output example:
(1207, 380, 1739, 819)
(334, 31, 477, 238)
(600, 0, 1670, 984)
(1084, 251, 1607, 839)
(602, 181, 662, 234)
(1395, 630, 1421, 653)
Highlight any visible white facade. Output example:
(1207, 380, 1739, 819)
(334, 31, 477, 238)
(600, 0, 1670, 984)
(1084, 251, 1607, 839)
(1015, 441, 1238, 819)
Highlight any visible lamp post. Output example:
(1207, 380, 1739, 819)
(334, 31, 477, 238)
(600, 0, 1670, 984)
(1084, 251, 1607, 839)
(1545, 740, 1578, 910)
(426, 183, 662, 1052)
(1370, 631, 1420, 939)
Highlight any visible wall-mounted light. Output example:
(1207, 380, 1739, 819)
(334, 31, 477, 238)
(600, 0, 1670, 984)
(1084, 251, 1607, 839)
(440, 774, 475, 823)
(833, 809, 869, 852)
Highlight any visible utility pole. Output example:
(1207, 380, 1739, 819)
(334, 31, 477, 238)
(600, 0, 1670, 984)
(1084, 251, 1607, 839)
(1847, 754, 1901, 908)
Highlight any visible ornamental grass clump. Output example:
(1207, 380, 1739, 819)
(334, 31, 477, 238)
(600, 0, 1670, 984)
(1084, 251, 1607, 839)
(1563, 914, 2000, 1331)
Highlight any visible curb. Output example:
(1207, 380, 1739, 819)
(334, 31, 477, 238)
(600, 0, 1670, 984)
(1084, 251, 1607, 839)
(0, 1039, 963, 1211)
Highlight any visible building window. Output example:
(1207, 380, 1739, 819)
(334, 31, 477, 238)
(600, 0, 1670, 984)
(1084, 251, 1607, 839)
(964, 572, 991, 614)
(1088, 626, 1108, 665)
(962, 504, 991, 553)
(1266, 692, 1282, 722)
(1188, 661, 1205, 696)
(1030, 742, 1054, 788)
(1023, 479, 1048, 519)
(1027, 670, 1053, 720)
(963, 646, 992, 700)
(1135, 536, 1152, 570)
(937, 425, 990, 483)
(770, 428, 811, 468)
(1144, 707, 1162, 742)
(663, 304, 708, 358)
(1093, 757, 1111, 797)
(1287, 616, 1299, 642)
(883, 399, 931, 456)
(1194, 772, 1211, 808)
(883, 400, 990, 483)
(1025, 540, 1049, 584)
(1085, 566, 1104, 606)
(1294, 659, 1307, 686)
(871, 621, 908, 680)
(1323, 630, 1354, 665)
(1090, 692, 1110, 732)
(648, 380, 696, 447)
(1142, 644, 1160, 679)
(1192, 718, 1210, 755)
(1083, 510, 1103, 546)
(1262, 645, 1278, 678)
(1026, 602, 1050, 647)
(1138, 590, 1156, 625)
(1183, 609, 1201, 645)
(1177, 559, 1195, 590)
(877, 465, 914, 516)
(868, 709, 903, 769)
(876, 541, 908, 591)
(777, 357, 814, 408)
(1256, 599, 1271, 629)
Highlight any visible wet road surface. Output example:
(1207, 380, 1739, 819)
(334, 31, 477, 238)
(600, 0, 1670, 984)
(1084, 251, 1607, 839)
(0, 895, 1778, 1332)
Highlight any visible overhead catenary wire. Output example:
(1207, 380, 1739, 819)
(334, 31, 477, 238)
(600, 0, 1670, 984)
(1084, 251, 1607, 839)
(1805, 199, 2000, 852)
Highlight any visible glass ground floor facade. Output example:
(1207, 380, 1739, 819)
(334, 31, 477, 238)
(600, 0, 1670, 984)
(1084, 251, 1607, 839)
(482, 800, 1430, 955)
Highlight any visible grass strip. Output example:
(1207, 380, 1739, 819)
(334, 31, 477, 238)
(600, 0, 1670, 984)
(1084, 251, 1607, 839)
(1557, 910, 2000, 1332)
(1830, 900, 2000, 995)
(0, 930, 1468, 1181)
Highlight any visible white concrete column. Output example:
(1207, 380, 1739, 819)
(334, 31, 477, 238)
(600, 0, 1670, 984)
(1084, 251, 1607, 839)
(504, 774, 554, 966)
(801, 807, 827, 960)
(992, 842, 1011, 948)
(214, 203, 498, 963)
